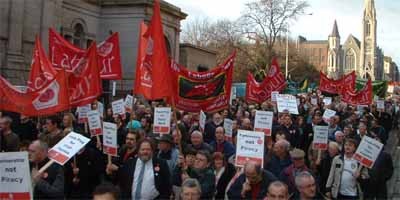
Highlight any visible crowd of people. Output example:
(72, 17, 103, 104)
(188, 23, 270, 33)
(0, 91, 398, 200)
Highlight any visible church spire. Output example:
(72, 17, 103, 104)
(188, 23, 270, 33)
(364, 0, 376, 18)
(329, 20, 340, 38)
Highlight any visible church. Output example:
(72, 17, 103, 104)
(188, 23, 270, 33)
(297, 0, 398, 81)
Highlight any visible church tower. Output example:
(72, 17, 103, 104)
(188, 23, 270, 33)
(360, 0, 377, 80)
(327, 20, 341, 79)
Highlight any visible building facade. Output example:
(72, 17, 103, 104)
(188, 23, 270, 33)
(297, 0, 396, 81)
(0, 0, 186, 92)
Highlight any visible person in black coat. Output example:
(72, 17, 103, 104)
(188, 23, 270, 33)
(277, 114, 302, 149)
(204, 112, 223, 143)
(213, 152, 236, 199)
(116, 139, 171, 199)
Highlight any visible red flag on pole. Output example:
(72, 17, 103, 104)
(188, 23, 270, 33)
(319, 71, 356, 94)
(134, 22, 153, 99)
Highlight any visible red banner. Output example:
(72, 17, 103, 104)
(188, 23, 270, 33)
(27, 37, 58, 92)
(169, 52, 236, 112)
(319, 71, 356, 94)
(341, 79, 372, 105)
(0, 71, 70, 117)
(49, 28, 122, 79)
(134, 22, 153, 99)
(67, 44, 102, 107)
(245, 58, 286, 103)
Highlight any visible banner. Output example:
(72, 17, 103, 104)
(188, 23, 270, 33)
(254, 110, 273, 136)
(341, 79, 372, 106)
(354, 136, 383, 168)
(319, 71, 356, 94)
(103, 122, 118, 156)
(49, 28, 122, 79)
(153, 107, 171, 134)
(235, 130, 265, 167)
(0, 152, 32, 200)
(48, 132, 90, 165)
(223, 118, 233, 141)
(246, 58, 286, 103)
(87, 110, 102, 136)
(169, 52, 235, 112)
(277, 94, 299, 114)
(356, 79, 387, 98)
(312, 126, 329, 150)
(27, 37, 58, 92)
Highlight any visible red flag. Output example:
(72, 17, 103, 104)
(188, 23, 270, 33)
(246, 58, 286, 103)
(142, 0, 172, 99)
(134, 22, 153, 99)
(168, 52, 236, 112)
(49, 28, 122, 79)
(27, 37, 58, 92)
(319, 71, 356, 94)
(341, 79, 372, 105)
(0, 71, 69, 116)
(68, 43, 102, 107)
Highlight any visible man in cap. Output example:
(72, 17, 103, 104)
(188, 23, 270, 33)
(156, 134, 180, 175)
(279, 148, 311, 194)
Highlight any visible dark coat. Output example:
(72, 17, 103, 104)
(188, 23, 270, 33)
(209, 140, 236, 158)
(204, 121, 221, 143)
(32, 159, 64, 199)
(227, 170, 278, 199)
(265, 154, 292, 178)
(215, 163, 236, 199)
(173, 166, 216, 199)
(277, 124, 302, 148)
(117, 157, 171, 199)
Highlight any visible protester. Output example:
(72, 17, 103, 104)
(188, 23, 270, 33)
(227, 161, 277, 199)
(280, 148, 311, 194)
(181, 178, 202, 200)
(277, 114, 302, 149)
(0, 116, 20, 152)
(186, 130, 213, 153)
(213, 152, 236, 199)
(29, 140, 64, 199)
(264, 181, 290, 200)
(15, 115, 38, 142)
(317, 141, 341, 193)
(156, 134, 180, 175)
(92, 183, 120, 200)
(265, 139, 292, 177)
(209, 126, 235, 158)
(294, 171, 323, 200)
(39, 116, 64, 148)
(204, 112, 223, 143)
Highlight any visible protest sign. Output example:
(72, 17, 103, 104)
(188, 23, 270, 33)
(48, 132, 90, 165)
(376, 100, 384, 110)
(112, 99, 125, 116)
(87, 110, 102, 136)
(322, 109, 336, 123)
(199, 110, 206, 132)
(230, 87, 237, 105)
(271, 91, 279, 102)
(236, 130, 265, 167)
(224, 118, 233, 141)
(312, 126, 329, 150)
(311, 97, 318, 105)
(125, 94, 134, 112)
(0, 152, 32, 199)
(103, 122, 118, 156)
(354, 136, 383, 168)
(153, 107, 171, 134)
(77, 104, 91, 123)
(277, 94, 299, 114)
(97, 101, 104, 116)
(254, 110, 273, 136)
(323, 97, 332, 105)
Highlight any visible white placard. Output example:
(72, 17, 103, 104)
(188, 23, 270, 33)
(97, 101, 104, 116)
(230, 87, 237, 105)
(376, 100, 384, 110)
(354, 136, 383, 168)
(103, 122, 118, 156)
(312, 126, 329, 150)
(271, 91, 279, 102)
(254, 110, 273, 136)
(322, 109, 336, 123)
(48, 132, 90, 165)
(125, 94, 134, 112)
(112, 81, 116, 97)
(0, 152, 32, 199)
(112, 99, 126, 115)
(388, 85, 394, 93)
(224, 118, 233, 140)
(153, 107, 171, 134)
(311, 97, 318, 105)
(235, 130, 265, 167)
(87, 110, 102, 136)
(374, 95, 379, 101)
(323, 97, 332, 105)
(277, 94, 299, 114)
(199, 110, 206, 131)
(77, 104, 91, 123)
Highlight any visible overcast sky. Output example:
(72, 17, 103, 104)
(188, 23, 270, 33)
(166, 0, 400, 65)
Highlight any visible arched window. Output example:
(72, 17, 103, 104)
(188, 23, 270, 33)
(345, 50, 355, 70)
(73, 23, 84, 48)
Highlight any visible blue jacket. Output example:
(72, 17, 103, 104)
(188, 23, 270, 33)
(209, 140, 236, 158)
(265, 154, 292, 178)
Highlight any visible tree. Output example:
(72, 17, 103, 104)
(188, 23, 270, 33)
(240, 0, 308, 70)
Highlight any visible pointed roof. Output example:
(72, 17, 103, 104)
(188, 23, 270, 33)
(364, 0, 375, 11)
(329, 20, 340, 38)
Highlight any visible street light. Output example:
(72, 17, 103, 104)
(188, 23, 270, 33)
(285, 13, 313, 79)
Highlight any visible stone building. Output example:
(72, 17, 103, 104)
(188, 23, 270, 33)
(0, 0, 187, 93)
(179, 43, 216, 71)
(297, 0, 396, 81)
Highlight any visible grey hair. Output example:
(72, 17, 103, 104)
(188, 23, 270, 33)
(181, 178, 201, 194)
(268, 181, 288, 194)
(295, 171, 314, 188)
(1, 116, 12, 124)
(32, 140, 49, 152)
(275, 139, 291, 151)
(191, 130, 203, 138)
